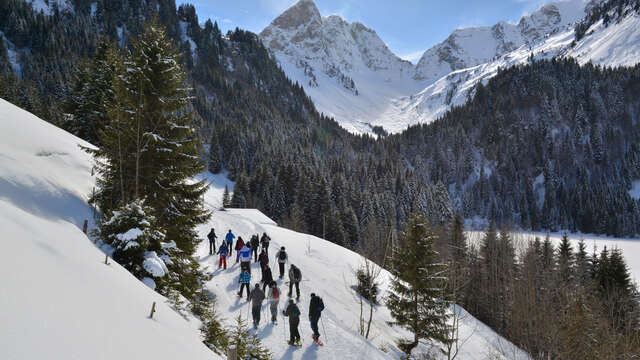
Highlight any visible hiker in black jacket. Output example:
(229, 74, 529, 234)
(275, 246, 288, 278)
(283, 299, 301, 346)
(309, 293, 325, 343)
(261, 265, 274, 292)
(260, 232, 270, 256)
(207, 228, 217, 255)
(250, 234, 260, 262)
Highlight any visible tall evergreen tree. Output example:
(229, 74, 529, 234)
(90, 18, 209, 301)
(386, 212, 450, 354)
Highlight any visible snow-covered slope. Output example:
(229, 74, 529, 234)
(0, 98, 222, 360)
(261, 0, 640, 134)
(197, 193, 529, 359)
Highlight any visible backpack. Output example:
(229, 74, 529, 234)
(273, 287, 279, 299)
(291, 305, 299, 318)
(279, 251, 287, 261)
(293, 267, 301, 281)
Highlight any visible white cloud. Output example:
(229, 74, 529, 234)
(399, 49, 425, 64)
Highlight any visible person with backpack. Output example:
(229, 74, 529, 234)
(260, 232, 271, 255)
(258, 249, 269, 270)
(309, 293, 325, 344)
(276, 246, 288, 279)
(283, 299, 301, 346)
(261, 264, 274, 292)
(288, 264, 302, 300)
(238, 241, 252, 272)
(250, 234, 260, 262)
(248, 283, 265, 328)
(207, 228, 217, 255)
(225, 230, 235, 257)
(234, 236, 245, 263)
(267, 281, 280, 324)
(217, 242, 229, 270)
(237, 269, 251, 300)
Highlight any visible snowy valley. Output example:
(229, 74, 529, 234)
(260, 0, 640, 134)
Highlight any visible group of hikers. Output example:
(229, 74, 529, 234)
(207, 228, 325, 346)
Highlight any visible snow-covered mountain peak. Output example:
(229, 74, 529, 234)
(266, 0, 321, 33)
(414, 0, 590, 82)
(260, 0, 410, 77)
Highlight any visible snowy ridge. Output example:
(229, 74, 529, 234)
(0, 98, 221, 360)
(261, 0, 640, 134)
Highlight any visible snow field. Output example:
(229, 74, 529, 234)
(0, 98, 222, 360)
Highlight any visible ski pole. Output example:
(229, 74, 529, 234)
(283, 311, 286, 342)
(320, 316, 328, 344)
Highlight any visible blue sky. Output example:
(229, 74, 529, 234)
(177, 0, 555, 63)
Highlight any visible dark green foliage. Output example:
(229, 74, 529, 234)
(356, 266, 379, 304)
(200, 300, 228, 354)
(386, 212, 450, 354)
(392, 59, 640, 237)
(228, 315, 271, 360)
(63, 38, 119, 145)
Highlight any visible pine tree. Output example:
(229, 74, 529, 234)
(222, 184, 231, 208)
(89, 18, 209, 301)
(231, 172, 249, 208)
(228, 315, 271, 359)
(64, 37, 120, 145)
(97, 199, 166, 282)
(557, 233, 574, 287)
(386, 212, 450, 354)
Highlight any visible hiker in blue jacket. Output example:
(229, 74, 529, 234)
(225, 230, 235, 257)
(237, 269, 251, 300)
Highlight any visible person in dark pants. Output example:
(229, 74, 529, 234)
(237, 269, 251, 300)
(276, 246, 288, 278)
(288, 264, 301, 300)
(261, 265, 274, 292)
(250, 234, 260, 262)
(260, 232, 270, 256)
(207, 228, 217, 255)
(225, 230, 235, 258)
(248, 283, 265, 328)
(309, 293, 325, 343)
(258, 249, 269, 270)
(283, 299, 301, 346)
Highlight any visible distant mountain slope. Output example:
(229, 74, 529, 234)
(0, 98, 222, 360)
(260, 0, 640, 134)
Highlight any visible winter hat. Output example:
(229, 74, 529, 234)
(281, 246, 285, 250)
(311, 293, 316, 297)
(289, 299, 294, 304)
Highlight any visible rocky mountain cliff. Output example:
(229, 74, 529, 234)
(260, 0, 640, 134)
